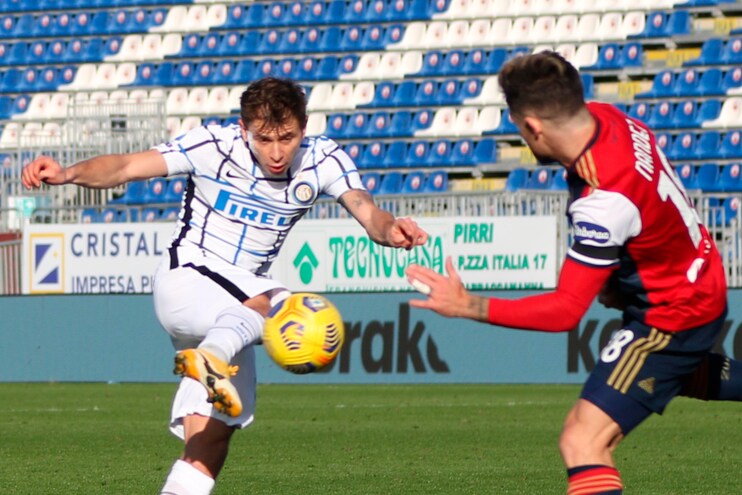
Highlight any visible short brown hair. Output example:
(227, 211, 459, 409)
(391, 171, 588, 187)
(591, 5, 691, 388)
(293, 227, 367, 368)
(240, 77, 308, 130)
(498, 51, 585, 120)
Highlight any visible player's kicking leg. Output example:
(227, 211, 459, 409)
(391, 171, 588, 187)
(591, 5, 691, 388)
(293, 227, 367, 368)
(174, 348, 242, 417)
(680, 352, 742, 402)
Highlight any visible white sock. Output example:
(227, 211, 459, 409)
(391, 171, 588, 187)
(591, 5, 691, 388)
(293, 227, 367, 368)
(199, 305, 264, 363)
(160, 459, 215, 495)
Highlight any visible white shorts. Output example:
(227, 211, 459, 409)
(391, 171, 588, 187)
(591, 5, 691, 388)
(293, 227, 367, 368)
(153, 246, 289, 439)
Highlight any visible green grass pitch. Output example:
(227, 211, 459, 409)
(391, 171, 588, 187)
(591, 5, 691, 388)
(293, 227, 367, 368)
(0, 383, 739, 494)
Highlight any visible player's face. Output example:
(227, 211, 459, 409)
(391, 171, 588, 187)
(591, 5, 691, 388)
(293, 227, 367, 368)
(243, 117, 305, 176)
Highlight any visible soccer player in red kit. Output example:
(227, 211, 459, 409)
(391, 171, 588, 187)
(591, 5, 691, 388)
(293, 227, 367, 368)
(406, 51, 742, 494)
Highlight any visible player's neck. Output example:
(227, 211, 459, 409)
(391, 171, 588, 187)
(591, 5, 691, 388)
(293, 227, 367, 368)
(551, 112, 596, 167)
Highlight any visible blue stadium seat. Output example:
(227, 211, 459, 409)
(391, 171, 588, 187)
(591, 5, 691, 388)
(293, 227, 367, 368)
(655, 132, 672, 156)
(110, 181, 147, 205)
(218, 32, 242, 57)
(627, 102, 650, 124)
(279, 28, 303, 54)
(405, 141, 430, 167)
(378, 171, 403, 194)
(100, 208, 124, 223)
(256, 59, 278, 78)
(316, 56, 340, 80)
(402, 171, 427, 194)
(696, 68, 723, 96)
(694, 163, 721, 192)
(235, 31, 260, 56)
(294, 56, 320, 80)
(299, 27, 323, 53)
(441, 49, 467, 76)
(44, 39, 65, 64)
(164, 177, 187, 204)
(263, 1, 290, 26)
(525, 168, 553, 189)
(646, 101, 674, 130)
(324, 113, 347, 139)
(634, 12, 668, 38)
(664, 11, 691, 37)
(505, 168, 529, 192)
(344, 141, 364, 167)
(366, 81, 396, 107)
(473, 138, 497, 164)
(337, 54, 359, 78)
(619, 42, 643, 67)
(721, 67, 742, 93)
(419, 51, 445, 77)
(423, 170, 448, 193)
(390, 81, 416, 106)
(720, 196, 740, 226)
(458, 78, 482, 101)
(695, 99, 722, 127)
(581, 75, 594, 98)
(387, 110, 413, 137)
(550, 168, 568, 191)
(719, 163, 742, 192)
(360, 24, 386, 51)
(142, 178, 168, 204)
(81, 208, 98, 223)
(339, 26, 365, 52)
(427, 139, 452, 167)
(675, 163, 695, 190)
(490, 109, 518, 135)
(436, 80, 461, 106)
(364, 140, 388, 168)
(343, 0, 369, 23)
(212, 60, 237, 85)
(258, 29, 283, 55)
(3, 42, 27, 65)
(362, 171, 382, 194)
(671, 100, 698, 129)
(0, 95, 12, 119)
(463, 49, 488, 75)
(383, 23, 405, 46)
(668, 132, 697, 161)
(720, 37, 742, 65)
(414, 79, 438, 106)
(392, 0, 429, 21)
(411, 109, 434, 136)
(695, 131, 722, 159)
(320, 0, 345, 23)
(366, 112, 392, 138)
(719, 130, 741, 159)
(685, 38, 724, 66)
(318, 26, 343, 52)
(345, 111, 369, 139)
(590, 43, 621, 70)
(635, 70, 675, 99)
(223, 4, 247, 29)
(63, 38, 94, 63)
(161, 207, 180, 222)
(674, 68, 701, 97)
(77, 10, 108, 36)
(450, 139, 475, 166)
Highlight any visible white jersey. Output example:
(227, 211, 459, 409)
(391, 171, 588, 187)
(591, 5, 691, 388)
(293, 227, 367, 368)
(154, 124, 364, 274)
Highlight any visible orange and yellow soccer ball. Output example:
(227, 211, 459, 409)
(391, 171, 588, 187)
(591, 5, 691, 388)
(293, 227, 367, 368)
(263, 293, 344, 374)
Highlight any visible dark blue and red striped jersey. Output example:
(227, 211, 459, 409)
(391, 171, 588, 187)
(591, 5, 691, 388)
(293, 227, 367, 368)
(566, 102, 727, 331)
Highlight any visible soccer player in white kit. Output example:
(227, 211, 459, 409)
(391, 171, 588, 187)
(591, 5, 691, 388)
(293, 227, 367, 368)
(22, 77, 428, 495)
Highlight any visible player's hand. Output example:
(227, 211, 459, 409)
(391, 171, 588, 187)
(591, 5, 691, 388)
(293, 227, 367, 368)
(405, 256, 473, 318)
(388, 216, 428, 250)
(21, 155, 66, 189)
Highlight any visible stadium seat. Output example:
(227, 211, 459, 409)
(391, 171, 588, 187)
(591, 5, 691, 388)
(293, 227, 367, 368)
(695, 99, 722, 127)
(671, 100, 699, 129)
(138, 178, 167, 204)
(378, 171, 404, 194)
(668, 132, 697, 161)
(550, 168, 568, 191)
(628, 101, 650, 123)
(362, 171, 383, 194)
(362, 141, 387, 168)
(685, 38, 724, 66)
(405, 141, 430, 167)
(401, 171, 427, 193)
(324, 113, 347, 139)
(719, 130, 742, 159)
(473, 138, 498, 164)
(427, 139, 452, 166)
(450, 139, 476, 166)
(161, 207, 180, 222)
(620, 42, 643, 67)
(694, 163, 721, 192)
(673, 68, 701, 97)
(722, 67, 742, 94)
(505, 168, 529, 192)
(718, 163, 742, 192)
(720, 196, 740, 227)
(490, 109, 518, 135)
(164, 177, 187, 204)
(423, 170, 448, 193)
(635, 70, 675, 99)
(525, 168, 553, 189)
(720, 37, 742, 65)
(646, 101, 674, 130)
(675, 163, 695, 190)
(695, 131, 722, 159)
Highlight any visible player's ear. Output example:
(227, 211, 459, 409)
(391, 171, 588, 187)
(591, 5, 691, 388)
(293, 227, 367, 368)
(238, 119, 248, 139)
(523, 117, 542, 138)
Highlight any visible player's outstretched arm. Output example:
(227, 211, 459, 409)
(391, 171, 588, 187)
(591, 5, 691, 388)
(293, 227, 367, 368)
(22, 150, 168, 190)
(339, 189, 428, 249)
(407, 256, 615, 332)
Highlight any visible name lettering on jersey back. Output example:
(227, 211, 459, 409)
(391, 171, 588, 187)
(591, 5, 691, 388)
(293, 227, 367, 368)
(214, 189, 293, 226)
(626, 118, 654, 182)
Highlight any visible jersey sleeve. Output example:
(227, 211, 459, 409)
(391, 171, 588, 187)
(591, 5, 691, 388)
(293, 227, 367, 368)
(152, 126, 225, 177)
(567, 189, 642, 267)
(318, 146, 365, 199)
